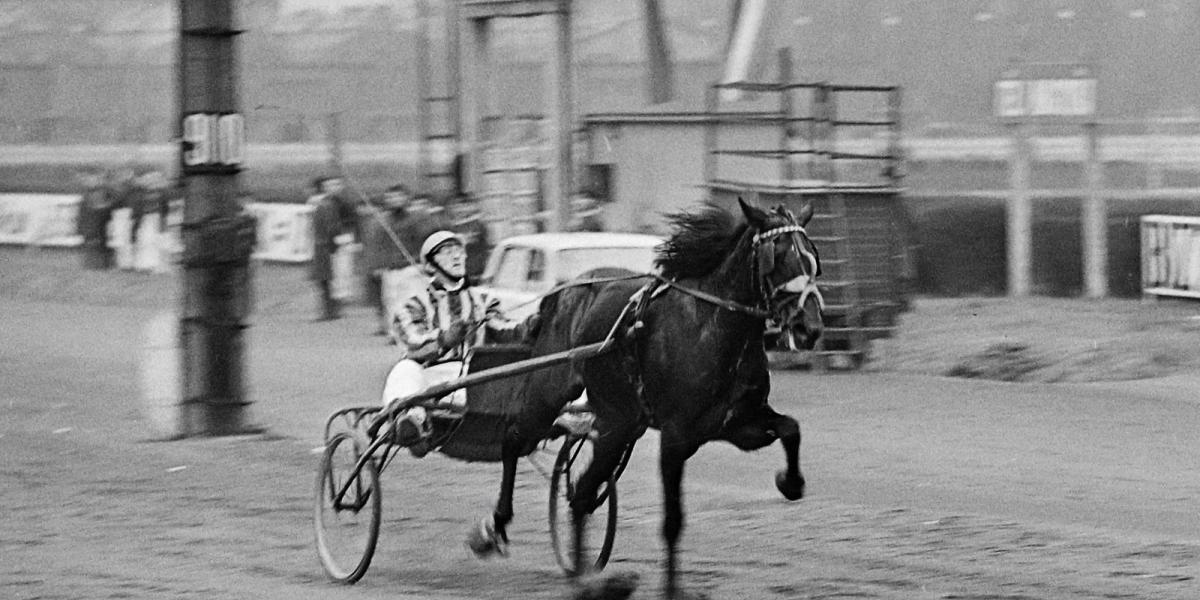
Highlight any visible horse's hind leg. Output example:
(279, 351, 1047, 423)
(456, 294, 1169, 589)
(476, 398, 567, 557)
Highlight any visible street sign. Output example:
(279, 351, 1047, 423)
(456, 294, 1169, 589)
(994, 64, 1097, 121)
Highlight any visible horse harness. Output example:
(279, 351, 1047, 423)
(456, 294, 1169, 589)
(620, 222, 822, 427)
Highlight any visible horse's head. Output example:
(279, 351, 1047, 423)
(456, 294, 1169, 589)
(738, 197, 824, 350)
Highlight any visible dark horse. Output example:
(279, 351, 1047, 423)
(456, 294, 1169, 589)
(482, 198, 823, 598)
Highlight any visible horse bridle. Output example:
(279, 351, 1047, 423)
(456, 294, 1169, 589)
(651, 217, 823, 322)
(751, 221, 825, 319)
(494, 213, 824, 326)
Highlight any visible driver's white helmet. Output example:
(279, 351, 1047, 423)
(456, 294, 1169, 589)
(420, 230, 465, 265)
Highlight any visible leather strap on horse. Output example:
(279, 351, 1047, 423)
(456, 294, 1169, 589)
(650, 275, 770, 319)
(500, 272, 654, 315)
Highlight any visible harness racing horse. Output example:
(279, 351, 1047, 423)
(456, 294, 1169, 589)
(480, 198, 823, 598)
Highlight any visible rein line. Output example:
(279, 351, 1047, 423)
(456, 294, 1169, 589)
(651, 276, 770, 319)
(501, 220, 817, 324)
(500, 270, 772, 323)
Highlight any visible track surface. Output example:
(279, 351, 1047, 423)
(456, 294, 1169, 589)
(3, 260, 1198, 599)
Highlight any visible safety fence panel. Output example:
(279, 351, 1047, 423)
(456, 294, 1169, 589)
(1142, 214, 1200, 299)
(245, 202, 314, 263)
(0, 193, 83, 247)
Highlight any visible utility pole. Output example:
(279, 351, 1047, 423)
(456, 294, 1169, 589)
(177, 0, 256, 436)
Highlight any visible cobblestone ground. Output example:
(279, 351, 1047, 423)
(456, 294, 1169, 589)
(3, 249, 1199, 599)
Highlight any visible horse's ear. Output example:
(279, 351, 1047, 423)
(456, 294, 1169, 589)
(796, 202, 814, 227)
(737, 196, 768, 227)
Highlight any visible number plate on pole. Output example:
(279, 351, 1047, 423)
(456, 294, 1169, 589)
(182, 113, 244, 172)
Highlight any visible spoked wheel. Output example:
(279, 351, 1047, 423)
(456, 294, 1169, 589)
(548, 434, 619, 575)
(314, 431, 382, 584)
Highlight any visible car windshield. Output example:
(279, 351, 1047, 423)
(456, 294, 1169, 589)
(555, 246, 657, 282)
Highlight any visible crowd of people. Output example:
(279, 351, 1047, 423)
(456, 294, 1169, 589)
(76, 166, 179, 272)
(304, 175, 509, 333)
(73, 166, 606, 343)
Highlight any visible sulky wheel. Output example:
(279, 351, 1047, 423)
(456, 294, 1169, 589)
(314, 431, 381, 584)
(548, 433, 619, 576)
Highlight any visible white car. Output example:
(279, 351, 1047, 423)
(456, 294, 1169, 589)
(477, 232, 663, 319)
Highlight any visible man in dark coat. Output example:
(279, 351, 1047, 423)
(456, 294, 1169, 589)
(309, 180, 343, 321)
(404, 194, 448, 257)
(449, 195, 491, 282)
(362, 184, 418, 335)
(77, 168, 114, 270)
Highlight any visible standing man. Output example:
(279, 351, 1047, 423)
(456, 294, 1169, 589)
(449, 195, 491, 282)
(322, 175, 360, 239)
(133, 169, 171, 272)
(309, 178, 343, 321)
(362, 184, 417, 336)
(77, 168, 114, 270)
(321, 175, 361, 303)
(566, 193, 604, 232)
(405, 193, 448, 253)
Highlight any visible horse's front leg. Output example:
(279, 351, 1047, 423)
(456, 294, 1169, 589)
(771, 413, 806, 501)
(659, 428, 699, 599)
(719, 410, 805, 501)
(569, 419, 639, 578)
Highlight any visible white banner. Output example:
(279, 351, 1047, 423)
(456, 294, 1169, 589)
(246, 202, 314, 263)
(0, 193, 83, 246)
(1142, 215, 1200, 299)
(0, 196, 318, 262)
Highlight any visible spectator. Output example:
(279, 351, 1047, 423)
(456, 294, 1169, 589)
(305, 176, 327, 206)
(132, 169, 171, 272)
(77, 168, 114, 270)
(108, 167, 138, 270)
(362, 184, 419, 336)
(449, 195, 490, 281)
(136, 170, 171, 227)
(406, 193, 448, 251)
(309, 184, 343, 321)
(321, 175, 360, 240)
(566, 193, 604, 232)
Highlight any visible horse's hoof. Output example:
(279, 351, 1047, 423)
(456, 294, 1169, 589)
(572, 571, 639, 600)
(465, 516, 508, 559)
(775, 470, 805, 501)
(664, 589, 711, 600)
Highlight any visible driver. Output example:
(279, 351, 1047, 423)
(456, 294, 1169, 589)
(380, 230, 536, 448)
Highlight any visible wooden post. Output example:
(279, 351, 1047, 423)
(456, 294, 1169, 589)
(446, 0, 461, 154)
(1082, 121, 1108, 297)
(1006, 121, 1032, 297)
(885, 87, 903, 183)
(177, 0, 255, 435)
(416, 0, 432, 196)
(460, 17, 491, 197)
(777, 48, 796, 183)
(325, 111, 343, 175)
(703, 84, 718, 184)
(549, 0, 574, 231)
(1146, 116, 1164, 189)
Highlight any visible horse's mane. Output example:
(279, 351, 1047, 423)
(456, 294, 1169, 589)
(655, 203, 748, 280)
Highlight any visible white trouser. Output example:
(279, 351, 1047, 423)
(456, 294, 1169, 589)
(381, 359, 467, 409)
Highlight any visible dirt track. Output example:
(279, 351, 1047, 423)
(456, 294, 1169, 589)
(3, 251, 1199, 599)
